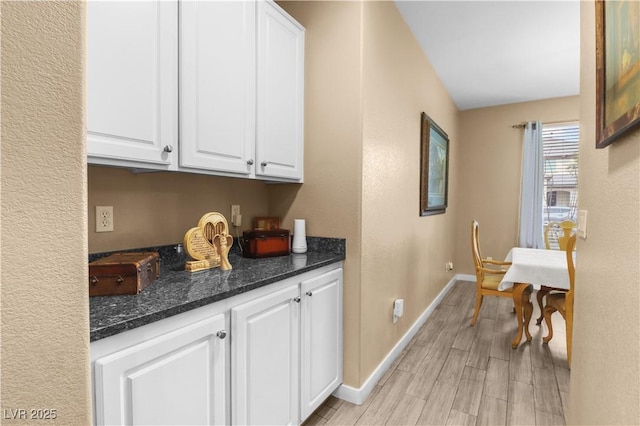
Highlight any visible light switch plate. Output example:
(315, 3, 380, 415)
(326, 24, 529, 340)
(577, 210, 587, 238)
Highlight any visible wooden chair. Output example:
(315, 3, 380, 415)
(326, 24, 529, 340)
(542, 233, 576, 366)
(535, 220, 576, 325)
(544, 220, 576, 251)
(470, 220, 513, 326)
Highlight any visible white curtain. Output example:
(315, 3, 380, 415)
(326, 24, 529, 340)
(519, 120, 545, 248)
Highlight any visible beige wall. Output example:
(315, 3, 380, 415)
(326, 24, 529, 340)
(568, 2, 640, 423)
(359, 1, 460, 380)
(88, 166, 269, 253)
(4, 2, 635, 422)
(456, 96, 580, 274)
(273, 1, 461, 387)
(1, 2, 91, 423)
(270, 1, 364, 386)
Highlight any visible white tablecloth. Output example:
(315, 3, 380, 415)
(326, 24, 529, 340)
(498, 248, 572, 291)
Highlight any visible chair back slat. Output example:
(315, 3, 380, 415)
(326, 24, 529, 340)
(471, 220, 483, 282)
(566, 233, 577, 294)
(545, 220, 576, 250)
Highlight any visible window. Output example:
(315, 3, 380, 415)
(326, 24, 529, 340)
(542, 122, 579, 226)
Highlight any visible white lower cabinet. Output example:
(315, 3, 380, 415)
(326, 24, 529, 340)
(231, 284, 301, 425)
(231, 267, 344, 425)
(300, 268, 344, 420)
(91, 264, 343, 426)
(93, 312, 228, 425)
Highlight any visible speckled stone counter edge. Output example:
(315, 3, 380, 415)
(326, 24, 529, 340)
(89, 237, 345, 342)
(88, 236, 345, 265)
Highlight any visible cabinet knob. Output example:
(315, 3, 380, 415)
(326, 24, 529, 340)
(216, 330, 227, 339)
(261, 161, 268, 167)
(306, 291, 313, 297)
(293, 297, 301, 303)
(163, 145, 174, 153)
(247, 159, 254, 165)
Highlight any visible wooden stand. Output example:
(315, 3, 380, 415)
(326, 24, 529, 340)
(184, 212, 233, 272)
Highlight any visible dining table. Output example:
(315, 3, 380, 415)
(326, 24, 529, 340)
(499, 247, 572, 348)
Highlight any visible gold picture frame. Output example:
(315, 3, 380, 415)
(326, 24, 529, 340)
(420, 112, 449, 216)
(595, 0, 640, 148)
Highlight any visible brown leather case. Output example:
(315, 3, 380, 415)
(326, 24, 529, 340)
(242, 229, 291, 258)
(89, 252, 160, 296)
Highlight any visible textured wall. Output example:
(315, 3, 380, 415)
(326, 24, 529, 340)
(359, 1, 460, 381)
(273, 1, 462, 388)
(456, 96, 580, 274)
(88, 166, 270, 253)
(270, 1, 364, 387)
(568, 2, 640, 423)
(1, 2, 91, 423)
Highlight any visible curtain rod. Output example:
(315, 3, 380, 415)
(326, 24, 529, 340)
(512, 119, 579, 129)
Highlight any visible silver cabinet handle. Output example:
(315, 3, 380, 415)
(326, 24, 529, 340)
(261, 161, 268, 167)
(293, 297, 301, 303)
(306, 291, 313, 297)
(247, 159, 254, 165)
(216, 330, 227, 339)
(163, 145, 173, 153)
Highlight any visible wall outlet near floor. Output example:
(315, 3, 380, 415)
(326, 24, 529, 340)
(393, 299, 404, 323)
(96, 206, 114, 232)
(446, 261, 454, 271)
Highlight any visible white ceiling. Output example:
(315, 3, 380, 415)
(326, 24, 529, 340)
(395, 1, 581, 111)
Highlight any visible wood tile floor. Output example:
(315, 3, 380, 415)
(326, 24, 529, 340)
(305, 280, 570, 426)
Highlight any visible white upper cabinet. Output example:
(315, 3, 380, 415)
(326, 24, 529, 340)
(87, 0, 304, 181)
(179, 1, 256, 175)
(256, 1, 305, 181)
(87, 1, 178, 169)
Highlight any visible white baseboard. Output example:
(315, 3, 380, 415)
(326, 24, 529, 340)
(333, 273, 472, 405)
(456, 274, 475, 282)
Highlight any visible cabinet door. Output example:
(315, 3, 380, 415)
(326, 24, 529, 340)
(231, 284, 300, 425)
(87, 0, 178, 169)
(300, 268, 343, 421)
(256, 1, 305, 181)
(94, 314, 227, 426)
(180, 1, 256, 175)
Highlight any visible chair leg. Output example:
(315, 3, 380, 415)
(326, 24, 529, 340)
(566, 309, 573, 367)
(470, 294, 483, 326)
(542, 306, 556, 343)
(523, 293, 533, 342)
(536, 288, 550, 325)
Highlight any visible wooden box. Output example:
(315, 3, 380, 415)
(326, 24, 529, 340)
(89, 252, 160, 296)
(242, 229, 291, 258)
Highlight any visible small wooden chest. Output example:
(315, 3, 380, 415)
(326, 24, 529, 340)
(242, 229, 291, 258)
(89, 252, 160, 296)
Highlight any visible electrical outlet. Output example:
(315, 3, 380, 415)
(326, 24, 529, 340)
(446, 261, 454, 271)
(393, 299, 404, 323)
(231, 205, 240, 226)
(96, 206, 114, 232)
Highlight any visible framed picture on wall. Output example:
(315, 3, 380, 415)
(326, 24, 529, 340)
(595, 0, 640, 148)
(420, 112, 449, 216)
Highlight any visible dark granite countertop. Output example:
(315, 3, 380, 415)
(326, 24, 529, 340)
(90, 237, 345, 342)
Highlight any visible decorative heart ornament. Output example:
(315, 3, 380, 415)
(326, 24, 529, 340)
(183, 212, 233, 272)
